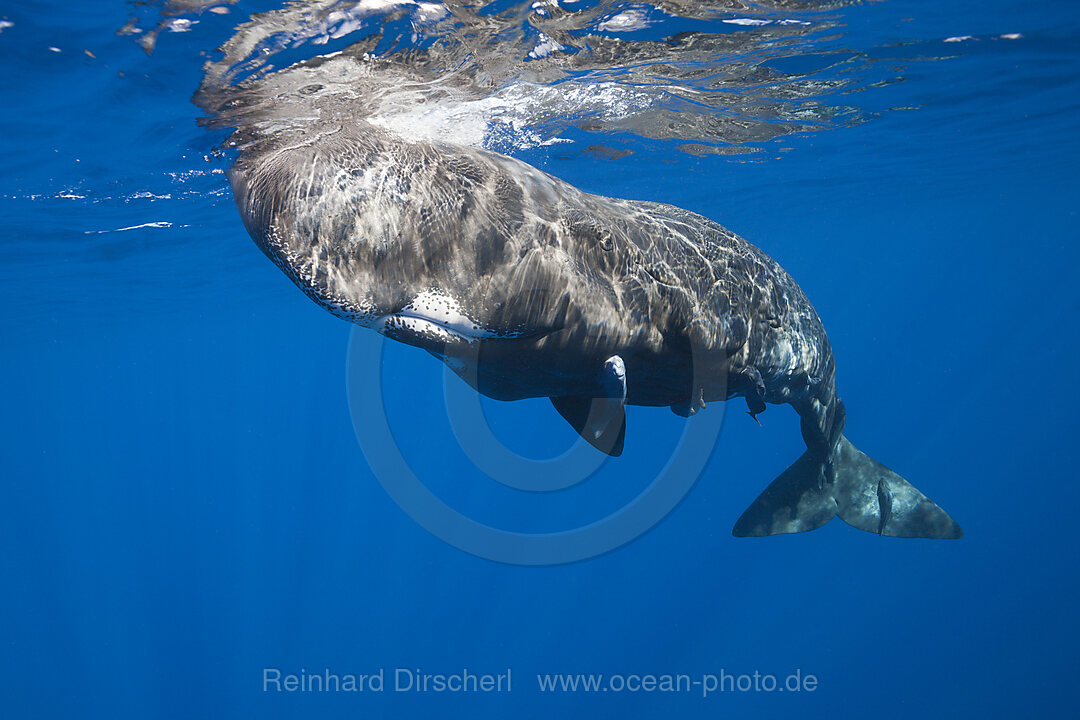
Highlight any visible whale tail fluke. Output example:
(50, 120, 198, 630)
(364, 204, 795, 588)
(732, 435, 962, 539)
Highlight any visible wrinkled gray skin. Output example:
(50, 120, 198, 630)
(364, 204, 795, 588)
(230, 120, 960, 539)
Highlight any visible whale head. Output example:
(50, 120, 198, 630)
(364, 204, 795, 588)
(227, 122, 588, 358)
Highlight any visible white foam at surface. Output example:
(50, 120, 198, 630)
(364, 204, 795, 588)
(527, 33, 563, 59)
(85, 221, 176, 234)
(414, 2, 447, 23)
(724, 18, 770, 27)
(597, 9, 651, 33)
(367, 95, 503, 148)
(367, 74, 653, 151)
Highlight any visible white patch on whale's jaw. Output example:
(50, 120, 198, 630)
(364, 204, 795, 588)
(372, 288, 518, 346)
(375, 315, 462, 344)
(395, 289, 491, 339)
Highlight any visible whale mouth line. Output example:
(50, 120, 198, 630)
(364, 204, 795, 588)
(377, 311, 495, 343)
(373, 310, 539, 348)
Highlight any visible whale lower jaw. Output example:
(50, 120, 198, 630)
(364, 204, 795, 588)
(368, 288, 534, 348)
(374, 312, 495, 346)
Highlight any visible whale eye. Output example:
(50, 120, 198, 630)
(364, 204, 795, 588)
(300, 84, 323, 95)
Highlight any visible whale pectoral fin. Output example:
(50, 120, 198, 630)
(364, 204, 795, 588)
(551, 355, 627, 456)
(551, 396, 626, 457)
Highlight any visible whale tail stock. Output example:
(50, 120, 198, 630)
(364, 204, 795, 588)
(732, 435, 963, 539)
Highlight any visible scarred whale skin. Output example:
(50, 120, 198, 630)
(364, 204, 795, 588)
(229, 120, 962, 540)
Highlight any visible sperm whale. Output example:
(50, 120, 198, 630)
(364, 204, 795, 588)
(227, 116, 962, 539)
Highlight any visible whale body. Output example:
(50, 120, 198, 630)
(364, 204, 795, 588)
(229, 119, 962, 539)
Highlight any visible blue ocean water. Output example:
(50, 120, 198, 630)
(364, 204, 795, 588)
(1, 0, 1078, 718)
